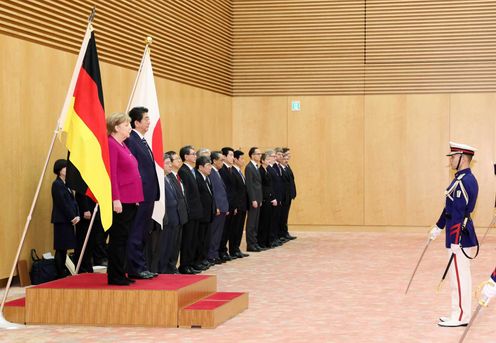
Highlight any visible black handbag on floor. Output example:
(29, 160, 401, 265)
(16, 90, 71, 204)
(30, 249, 58, 285)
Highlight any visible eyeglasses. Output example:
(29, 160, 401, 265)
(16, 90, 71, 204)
(253, 153, 262, 155)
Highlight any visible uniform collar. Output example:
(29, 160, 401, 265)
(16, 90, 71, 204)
(455, 168, 471, 177)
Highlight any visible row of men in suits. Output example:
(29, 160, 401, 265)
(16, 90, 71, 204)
(144, 145, 297, 275)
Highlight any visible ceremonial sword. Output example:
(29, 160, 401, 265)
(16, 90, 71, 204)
(457, 294, 490, 343)
(405, 237, 432, 295)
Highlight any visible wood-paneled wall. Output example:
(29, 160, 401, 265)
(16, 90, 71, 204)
(233, 95, 496, 230)
(233, 0, 496, 95)
(0, 33, 232, 279)
(0, 0, 232, 95)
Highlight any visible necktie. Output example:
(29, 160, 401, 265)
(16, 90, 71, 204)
(237, 168, 245, 183)
(141, 137, 153, 159)
(175, 174, 185, 195)
(206, 177, 212, 194)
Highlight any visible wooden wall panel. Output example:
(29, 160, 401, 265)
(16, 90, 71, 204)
(0, 34, 232, 279)
(233, 0, 496, 95)
(287, 96, 364, 226)
(233, 0, 364, 96)
(161, 80, 232, 152)
(0, 0, 232, 95)
(449, 94, 496, 227)
(232, 96, 288, 152)
(364, 95, 450, 226)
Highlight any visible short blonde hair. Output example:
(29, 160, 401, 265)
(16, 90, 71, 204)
(106, 112, 130, 135)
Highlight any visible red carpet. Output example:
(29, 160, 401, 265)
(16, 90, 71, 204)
(33, 273, 210, 291)
(184, 292, 245, 310)
(5, 297, 25, 307)
(204, 292, 244, 301)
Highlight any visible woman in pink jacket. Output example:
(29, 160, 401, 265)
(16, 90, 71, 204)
(106, 112, 144, 285)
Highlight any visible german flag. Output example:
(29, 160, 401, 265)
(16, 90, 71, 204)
(58, 26, 112, 230)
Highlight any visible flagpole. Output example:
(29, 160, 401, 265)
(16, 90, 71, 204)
(75, 204, 99, 274)
(0, 8, 97, 329)
(125, 37, 152, 113)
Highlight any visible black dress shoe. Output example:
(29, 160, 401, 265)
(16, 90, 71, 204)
(126, 278, 136, 283)
(255, 244, 267, 251)
(128, 271, 154, 279)
(213, 258, 224, 265)
(108, 279, 131, 286)
(233, 251, 249, 258)
(247, 246, 261, 252)
(220, 253, 232, 261)
(143, 270, 158, 277)
(193, 263, 207, 271)
(179, 266, 199, 274)
(229, 253, 239, 259)
(285, 234, 297, 240)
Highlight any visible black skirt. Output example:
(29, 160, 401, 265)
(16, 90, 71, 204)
(53, 223, 77, 250)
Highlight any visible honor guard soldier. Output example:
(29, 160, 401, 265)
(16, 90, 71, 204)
(429, 141, 479, 327)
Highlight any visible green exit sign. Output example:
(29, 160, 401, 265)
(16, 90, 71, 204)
(291, 100, 300, 111)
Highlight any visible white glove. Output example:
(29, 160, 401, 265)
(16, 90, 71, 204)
(429, 225, 442, 240)
(480, 279, 496, 306)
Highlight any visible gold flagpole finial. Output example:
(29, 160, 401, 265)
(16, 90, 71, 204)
(145, 36, 153, 45)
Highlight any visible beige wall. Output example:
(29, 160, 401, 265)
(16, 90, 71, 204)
(0, 34, 232, 279)
(233, 94, 496, 231)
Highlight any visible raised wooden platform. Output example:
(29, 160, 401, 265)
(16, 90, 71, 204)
(4, 297, 25, 324)
(25, 273, 217, 327)
(179, 292, 249, 328)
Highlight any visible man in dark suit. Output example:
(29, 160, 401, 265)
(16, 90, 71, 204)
(281, 147, 297, 240)
(245, 147, 264, 252)
(163, 150, 188, 273)
(208, 151, 229, 264)
(178, 145, 204, 274)
(125, 107, 159, 279)
(268, 148, 286, 247)
(231, 150, 250, 258)
(195, 156, 215, 270)
(218, 147, 237, 261)
(158, 153, 188, 274)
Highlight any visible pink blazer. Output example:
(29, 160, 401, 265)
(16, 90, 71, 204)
(108, 135, 144, 204)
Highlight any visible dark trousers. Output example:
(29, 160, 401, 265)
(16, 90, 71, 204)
(230, 210, 246, 254)
(245, 206, 260, 249)
(54, 250, 68, 278)
(219, 214, 234, 255)
(269, 204, 282, 244)
(208, 213, 226, 259)
(145, 221, 161, 273)
(280, 199, 292, 237)
(196, 222, 211, 263)
(158, 223, 182, 273)
(107, 204, 137, 283)
(127, 200, 154, 274)
(258, 201, 273, 247)
(180, 219, 199, 268)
